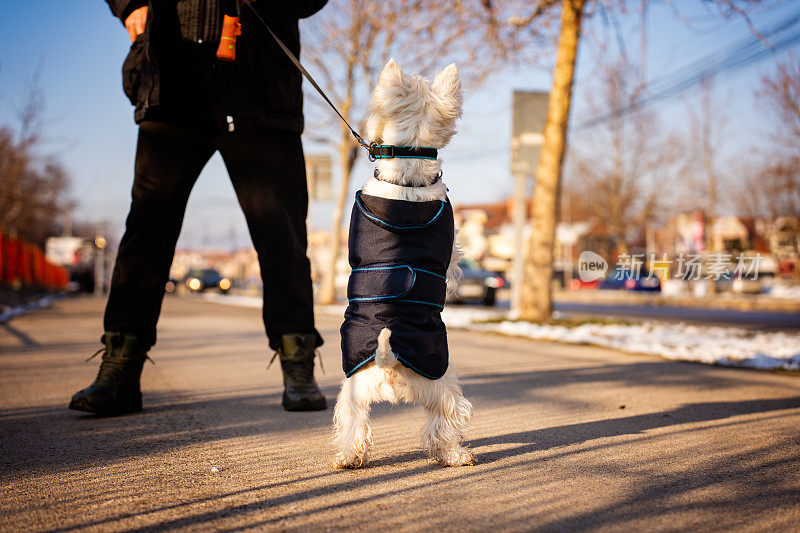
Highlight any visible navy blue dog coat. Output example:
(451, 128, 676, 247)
(340, 190, 454, 380)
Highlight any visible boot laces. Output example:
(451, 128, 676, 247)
(316, 350, 325, 374)
(86, 348, 154, 364)
(267, 349, 325, 374)
(86, 347, 154, 385)
(85, 348, 105, 362)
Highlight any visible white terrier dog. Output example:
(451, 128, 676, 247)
(332, 59, 473, 469)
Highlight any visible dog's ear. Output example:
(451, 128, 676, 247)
(432, 63, 463, 118)
(367, 59, 403, 143)
(377, 58, 404, 88)
(365, 112, 382, 144)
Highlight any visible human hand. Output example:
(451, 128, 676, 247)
(124, 6, 148, 42)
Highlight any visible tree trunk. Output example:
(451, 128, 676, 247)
(518, 0, 586, 322)
(319, 130, 357, 305)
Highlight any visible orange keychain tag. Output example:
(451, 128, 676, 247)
(216, 15, 242, 61)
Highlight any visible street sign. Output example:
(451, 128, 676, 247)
(305, 154, 333, 201)
(511, 91, 549, 175)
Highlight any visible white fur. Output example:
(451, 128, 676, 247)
(332, 59, 473, 469)
(332, 363, 473, 469)
(375, 327, 397, 368)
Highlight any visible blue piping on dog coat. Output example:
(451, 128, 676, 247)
(340, 190, 454, 380)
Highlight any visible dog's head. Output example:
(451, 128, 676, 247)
(365, 59, 463, 149)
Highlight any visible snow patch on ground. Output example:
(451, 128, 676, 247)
(442, 307, 800, 371)
(767, 283, 800, 301)
(0, 295, 56, 323)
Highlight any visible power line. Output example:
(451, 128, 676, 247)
(574, 8, 800, 130)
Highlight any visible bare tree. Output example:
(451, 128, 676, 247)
(566, 57, 676, 258)
(758, 54, 800, 152)
(0, 129, 71, 245)
(516, 0, 586, 321)
(679, 77, 731, 251)
(507, 0, 770, 321)
(304, 0, 525, 304)
(305, 0, 767, 313)
(739, 157, 800, 218)
(0, 76, 71, 246)
(739, 55, 800, 219)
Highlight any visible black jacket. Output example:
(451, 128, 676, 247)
(104, 0, 327, 132)
(340, 191, 454, 380)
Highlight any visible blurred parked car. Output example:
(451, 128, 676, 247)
(599, 268, 661, 292)
(447, 259, 506, 306)
(553, 266, 598, 290)
(732, 271, 771, 294)
(181, 269, 231, 294)
(568, 276, 600, 290)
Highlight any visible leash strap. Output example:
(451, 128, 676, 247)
(241, 2, 442, 164)
(368, 145, 438, 161)
(241, 0, 370, 150)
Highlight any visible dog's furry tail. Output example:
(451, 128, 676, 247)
(375, 328, 397, 368)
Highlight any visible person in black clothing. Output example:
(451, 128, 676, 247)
(69, 0, 328, 415)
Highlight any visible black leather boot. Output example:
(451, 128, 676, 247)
(68, 332, 150, 416)
(275, 333, 327, 411)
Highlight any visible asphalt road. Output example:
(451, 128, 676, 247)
(467, 298, 800, 329)
(1, 296, 799, 531)
(553, 301, 800, 329)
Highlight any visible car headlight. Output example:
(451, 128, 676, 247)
(219, 278, 231, 290)
(187, 278, 201, 291)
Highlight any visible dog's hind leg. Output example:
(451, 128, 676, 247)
(409, 364, 474, 467)
(332, 368, 379, 468)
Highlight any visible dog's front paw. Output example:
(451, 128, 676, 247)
(332, 452, 368, 469)
(437, 447, 475, 467)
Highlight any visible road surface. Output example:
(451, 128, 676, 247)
(1, 296, 799, 531)
(463, 297, 800, 329)
(553, 301, 800, 329)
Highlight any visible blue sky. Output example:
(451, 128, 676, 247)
(0, 0, 795, 249)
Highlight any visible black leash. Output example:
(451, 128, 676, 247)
(241, 0, 370, 151)
(240, 0, 441, 163)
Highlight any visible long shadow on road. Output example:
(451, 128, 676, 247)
(33, 395, 800, 532)
(3, 354, 800, 531)
(2, 360, 798, 479)
(469, 396, 800, 463)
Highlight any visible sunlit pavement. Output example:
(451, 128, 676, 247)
(1, 296, 799, 531)
(455, 297, 800, 330)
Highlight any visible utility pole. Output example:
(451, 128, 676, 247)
(63, 212, 72, 237)
(510, 172, 528, 315)
(94, 179, 106, 297)
(228, 208, 237, 252)
(510, 91, 549, 315)
(563, 189, 572, 289)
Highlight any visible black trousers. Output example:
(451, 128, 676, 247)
(103, 116, 321, 350)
